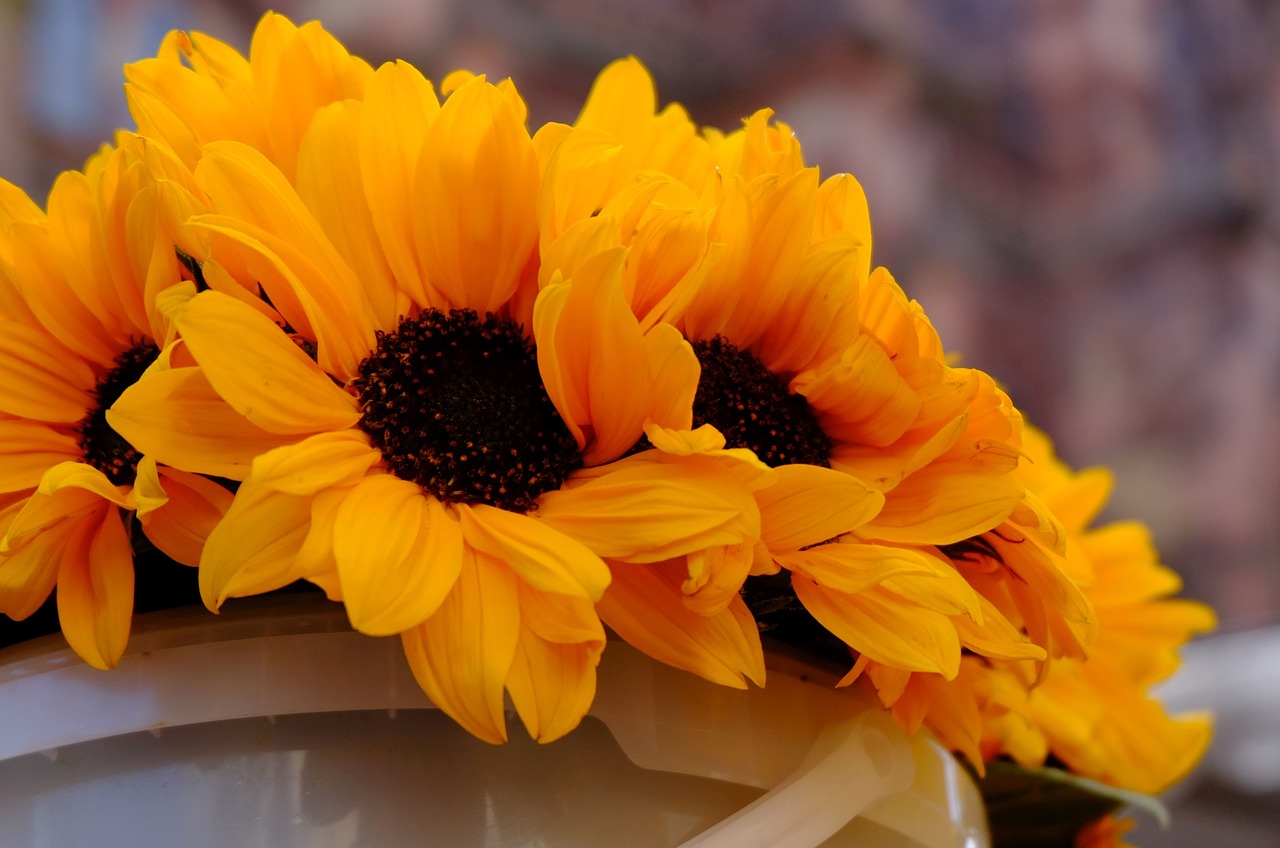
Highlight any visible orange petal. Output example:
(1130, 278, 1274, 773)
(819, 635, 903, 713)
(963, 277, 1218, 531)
(863, 465, 1023, 546)
(0, 322, 96, 423)
(413, 75, 539, 312)
(458, 504, 609, 600)
(250, 15, 372, 181)
(534, 248, 666, 464)
(199, 475, 313, 610)
(792, 576, 961, 677)
(400, 549, 520, 744)
(506, 580, 604, 742)
(138, 467, 234, 567)
(0, 507, 63, 619)
(250, 430, 381, 495)
(506, 625, 601, 743)
(778, 541, 941, 596)
(108, 365, 301, 480)
(597, 559, 764, 688)
(334, 474, 463, 635)
(537, 457, 761, 564)
(297, 101, 405, 333)
(1, 478, 100, 554)
(176, 291, 360, 435)
(0, 419, 81, 495)
(682, 542, 754, 616)
(359, 60, 440, 308)
(755, 463, 884, 553)
(793, 333, 921, 447)
(643, 324, 699, 432)
(56, 505, 134, 670)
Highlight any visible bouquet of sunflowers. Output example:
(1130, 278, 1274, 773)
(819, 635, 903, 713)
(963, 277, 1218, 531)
(0, 14, 1214, 847)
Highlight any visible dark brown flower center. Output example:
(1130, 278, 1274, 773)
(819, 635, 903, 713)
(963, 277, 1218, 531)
(691, 336, 831, 468)
(77, 341, 159, 486)
(352, 309, 581, 512)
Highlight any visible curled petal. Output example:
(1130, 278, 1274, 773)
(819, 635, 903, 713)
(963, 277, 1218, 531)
(199, 475, 314, 610)
(597, 559, 764, 688)
(139, 466, 234, 567)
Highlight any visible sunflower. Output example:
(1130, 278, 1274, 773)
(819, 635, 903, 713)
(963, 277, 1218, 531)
(0, 136, 232, 670)
(858, 427, 1213, 794)
(533, 58, 1041, 684)
(124, 12, 373, 181)
(109, 66, 774, 744)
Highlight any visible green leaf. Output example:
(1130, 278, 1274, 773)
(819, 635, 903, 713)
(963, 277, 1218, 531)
(976, 760, 1169, 847)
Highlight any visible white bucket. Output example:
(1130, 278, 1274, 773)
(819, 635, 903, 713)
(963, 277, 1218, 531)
(0, 595, 988, 847)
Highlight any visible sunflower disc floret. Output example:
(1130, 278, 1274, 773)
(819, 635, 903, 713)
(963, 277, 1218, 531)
(353, 309, 581, 512)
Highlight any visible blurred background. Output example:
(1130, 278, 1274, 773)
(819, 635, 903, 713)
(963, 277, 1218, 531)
(1, 0, 1277, 843)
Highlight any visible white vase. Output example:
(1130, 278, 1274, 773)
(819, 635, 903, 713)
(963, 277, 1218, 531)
(0, 595, 988, 847)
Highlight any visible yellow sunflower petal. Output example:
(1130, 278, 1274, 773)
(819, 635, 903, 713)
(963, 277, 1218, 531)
(400, 549, 520, 744)
(751, 237, 861, 374)
(862, 464, 1023, 546)
(1, 479, 99, 554)
(108, 365, 300, 480)
(35, 460, 130, 506)
(814, 173, 872, 274)
(5, 221, 120, 365)
(682, 542, 754, 615)
(138, 466, 234, 567)
(952, 595, 1047, 662)
(334, 474, 463, 635)
(706, 169, 819, 351)
(794, 333, 921, 448)
(277, 488, 348, 606)
(458, 504, 609, 600)
(643, 324, 699, 432)
(792, 576, 961, 677)
(535, 457, 761, 564)
(0, 322, 96, 423)
(297, 101, 406, 333)
(0, 420, 81, 494)
(174, 290, 360, 435)
(535, 249, 694, 464)
(506, 582, 605, 743)
(413, 75, 539, 312)
(575, 57, 656, 139)
(358, 60, 441, 308)
(198, 476, 314, 610)
(597, 559, 764, 688)
(250, 430, 381, 496)
(0, 515, 63, 619)
(779, 541, 943, 596)
(249, 15, 373, 181)
(756, 463, 884, 553)
(56, 505, 134, 670)
(191, 140, 377, 378)
(537, 132, 624, 254)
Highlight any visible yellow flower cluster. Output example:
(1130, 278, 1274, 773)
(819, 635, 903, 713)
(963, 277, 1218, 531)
(0, 11, 1210, 815)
